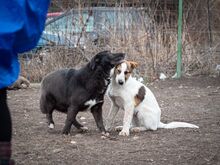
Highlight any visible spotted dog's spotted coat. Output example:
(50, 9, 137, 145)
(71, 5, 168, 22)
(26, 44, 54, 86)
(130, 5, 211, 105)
(134, 86, 146, 107)
(106, 60, 199, 136)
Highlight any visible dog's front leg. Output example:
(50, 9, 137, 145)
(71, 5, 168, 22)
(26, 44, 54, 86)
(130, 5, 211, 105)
(105, 103, 119, 131)
(91, 104, 106, 134)
(119, 104, 134, 136)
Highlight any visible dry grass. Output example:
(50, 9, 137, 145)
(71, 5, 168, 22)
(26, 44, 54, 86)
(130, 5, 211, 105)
(19, 0, 220, 82)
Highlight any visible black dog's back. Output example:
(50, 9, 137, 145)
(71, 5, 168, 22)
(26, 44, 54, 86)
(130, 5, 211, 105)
(41, 69, 69, 91)
(40, 67, 93, 114)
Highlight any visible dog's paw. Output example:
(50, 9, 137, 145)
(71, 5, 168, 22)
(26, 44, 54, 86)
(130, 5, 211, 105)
(62, 129, 70, 135)
(119, 130, 130, 136)
(101, 131, 110, 137)
(48, 123, 55, 129)
(114, 126, 123, 132)
(78, 126, 88, 133)
(80, 126, 88, 131)
(130, 127, 141, 133)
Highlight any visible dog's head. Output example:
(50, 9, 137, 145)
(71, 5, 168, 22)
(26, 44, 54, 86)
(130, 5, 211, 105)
(89, 51, 125, 72)
(113, 60, 138, 86)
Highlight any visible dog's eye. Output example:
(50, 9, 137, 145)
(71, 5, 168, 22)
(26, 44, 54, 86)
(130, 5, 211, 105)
(117, 69, 121, 74)
(124, 71, 130, 75)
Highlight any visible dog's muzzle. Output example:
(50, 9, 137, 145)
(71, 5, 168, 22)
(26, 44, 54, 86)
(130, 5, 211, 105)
(118, 80, 124, 85)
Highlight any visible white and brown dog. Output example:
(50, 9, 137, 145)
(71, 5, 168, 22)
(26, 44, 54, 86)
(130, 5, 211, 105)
(106, 61, 199, 136)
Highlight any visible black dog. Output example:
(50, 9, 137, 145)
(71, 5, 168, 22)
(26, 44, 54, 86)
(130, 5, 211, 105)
(40, 51, 125, 134)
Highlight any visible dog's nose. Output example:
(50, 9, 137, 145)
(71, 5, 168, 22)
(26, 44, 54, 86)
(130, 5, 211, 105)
(118, 80, 124, 85)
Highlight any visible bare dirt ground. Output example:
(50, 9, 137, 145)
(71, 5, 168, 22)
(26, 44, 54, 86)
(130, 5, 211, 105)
(7, 76, 220, 165)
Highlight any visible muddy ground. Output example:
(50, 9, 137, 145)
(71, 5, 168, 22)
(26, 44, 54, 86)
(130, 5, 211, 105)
(7, 76, 220, 165)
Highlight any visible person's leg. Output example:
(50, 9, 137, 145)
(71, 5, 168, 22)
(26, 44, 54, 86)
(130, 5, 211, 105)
(0, 88, 14, 165)
(0, 88, 12, 141)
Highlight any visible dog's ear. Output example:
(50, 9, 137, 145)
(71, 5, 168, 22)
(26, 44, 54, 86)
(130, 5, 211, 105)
(89, 51, 111, 70)
(128, 61, 138, 70)
(110, 67, 115, 77)
(89, 56, 100, 70)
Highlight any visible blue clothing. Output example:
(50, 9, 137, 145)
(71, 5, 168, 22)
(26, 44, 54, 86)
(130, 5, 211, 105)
(0, 0, 50, 89)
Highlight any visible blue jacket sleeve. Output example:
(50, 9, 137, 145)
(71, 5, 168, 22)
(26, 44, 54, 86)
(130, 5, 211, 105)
(0, 0, 50, 89)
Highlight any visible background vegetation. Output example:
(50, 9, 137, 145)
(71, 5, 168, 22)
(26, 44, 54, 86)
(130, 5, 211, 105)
(19, 0, 220, 82)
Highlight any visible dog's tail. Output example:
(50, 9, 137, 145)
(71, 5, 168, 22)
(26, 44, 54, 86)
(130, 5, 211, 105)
(39, 86, 49, 114)
(158, 121, 199, 129)
(40, 95, 47, 114)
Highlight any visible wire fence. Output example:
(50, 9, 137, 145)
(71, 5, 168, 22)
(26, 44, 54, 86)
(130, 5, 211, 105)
(19, 0, 220, 82)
